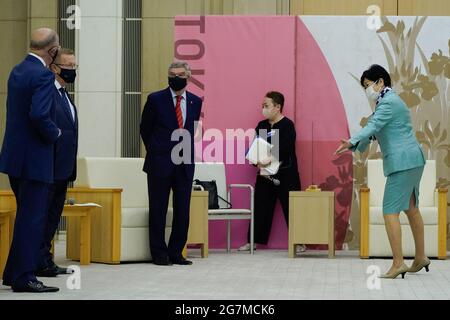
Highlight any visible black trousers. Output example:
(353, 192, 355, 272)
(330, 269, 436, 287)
(147, 165, 193, 260)
(3, 177, 50, 287)
(39, 180, 69, 270)
(248, 172, 301, 245)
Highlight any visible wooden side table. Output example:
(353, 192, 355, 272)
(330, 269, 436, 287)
(0, 210, 15, 279)
(183, 191, 209, 258)
(62, 204, 100, 265)
(289, 191, 335, 258)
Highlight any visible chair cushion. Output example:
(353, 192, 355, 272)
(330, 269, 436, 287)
(75, 157, 148, 208)
(122, 207, 173, 228)
(369, 224, 438, 257)
(120, 227, 172, 261)
(121, 208, 149, 228)
(368, 159, 436, 207)
(369, 206, 438, 225)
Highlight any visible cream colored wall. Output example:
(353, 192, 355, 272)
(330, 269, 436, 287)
(27, 0, 58, 34)
(0, 0, 28, 149)
(398, 0, 450, 15)
(290, 0, 398, 15)
(76, 0, 123, 157)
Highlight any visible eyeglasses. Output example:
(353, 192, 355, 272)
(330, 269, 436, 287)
(55, 63, 78, 70)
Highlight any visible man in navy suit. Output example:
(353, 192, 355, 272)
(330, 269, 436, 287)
(0, 28, 61, 293)
(36, 48, 78, 278)
(140, 61, 202, 266)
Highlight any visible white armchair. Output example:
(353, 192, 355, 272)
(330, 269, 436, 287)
(194, 162, 255, 254)
(70, 157, 173, 262)
(360, 159, 447, 259)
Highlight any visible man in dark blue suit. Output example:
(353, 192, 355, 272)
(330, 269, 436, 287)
(0, 28, 61, 293)
(140, 61, 202, 266)
(36, 48, 78, 278)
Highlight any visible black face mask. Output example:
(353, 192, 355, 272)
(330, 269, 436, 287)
(168, 76, 187, 91)
(59, 68, 77, 84)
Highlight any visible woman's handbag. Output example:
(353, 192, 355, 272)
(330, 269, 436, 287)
(193, 179, 232, 209)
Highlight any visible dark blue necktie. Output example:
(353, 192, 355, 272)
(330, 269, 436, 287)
(59, 87, 74, 122)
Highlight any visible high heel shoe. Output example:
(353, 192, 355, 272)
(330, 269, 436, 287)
(408, 257, 430, 273)
(379, 263, 409, 279)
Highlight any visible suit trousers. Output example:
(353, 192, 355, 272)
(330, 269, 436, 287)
(147, 165, 193, 260)
(2, 177, 50, 287)
(248, 172, 301, 245)
(39, 180, 69, 269)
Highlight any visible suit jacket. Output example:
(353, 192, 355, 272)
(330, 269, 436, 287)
(349, 90, 425, 176)
(0, 55, 60, 183)
(140, 87, 202, 180)
(54, 87, 78, 181)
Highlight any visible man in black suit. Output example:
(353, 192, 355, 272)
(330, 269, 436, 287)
(0, 28, 61, 293)
(140, 61, 202, 266)
(36, 48, 78, 278)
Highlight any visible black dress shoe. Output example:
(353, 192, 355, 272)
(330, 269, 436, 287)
(55, 266, 74, 275)
(13, 281, 59, 293)
(48, 261, 75, 275)
(170, 257, 193, 265)
(36, 264, 74, 277)
(35, 267, 58, 277)
(152, 257, 172, 266)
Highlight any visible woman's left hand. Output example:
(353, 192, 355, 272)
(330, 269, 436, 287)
(334, 139, 352, 155)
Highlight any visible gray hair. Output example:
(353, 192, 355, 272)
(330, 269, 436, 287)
(30, 29, 59, 50)
(168, 61, 191, 77)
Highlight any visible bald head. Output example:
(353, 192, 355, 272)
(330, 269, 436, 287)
(29, 28, 60, 66)
(30, 28, 59, 50)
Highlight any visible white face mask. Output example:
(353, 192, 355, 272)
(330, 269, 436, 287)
(262, 107, 276, 120)
(365, 81, 380, 101)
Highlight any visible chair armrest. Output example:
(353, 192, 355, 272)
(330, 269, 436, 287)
(228, 184, 255, 212)
(437, 188, 448, 259)
(229, 184, 254, 191)
(435, 187, 448, 206)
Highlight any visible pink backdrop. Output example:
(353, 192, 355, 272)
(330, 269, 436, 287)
(175, 16, 352, 250)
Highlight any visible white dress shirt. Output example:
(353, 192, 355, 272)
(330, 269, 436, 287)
(170, 88, 187, 127)
(28, 53, 46, 67)
(55, 80, 76, 122)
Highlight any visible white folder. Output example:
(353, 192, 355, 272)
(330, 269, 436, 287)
(246, 137, 281, 175)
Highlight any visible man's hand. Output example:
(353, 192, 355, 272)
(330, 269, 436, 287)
(334, 139, 352, 155)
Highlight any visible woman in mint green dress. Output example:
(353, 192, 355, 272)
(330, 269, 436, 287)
(335, 65, 430, 279)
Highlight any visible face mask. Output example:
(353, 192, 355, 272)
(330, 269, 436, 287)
(365, 80, 380, 101)
(59, 68, 77, 83)
(262, 107, 275, 120)
(168, 76, 187, 91)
